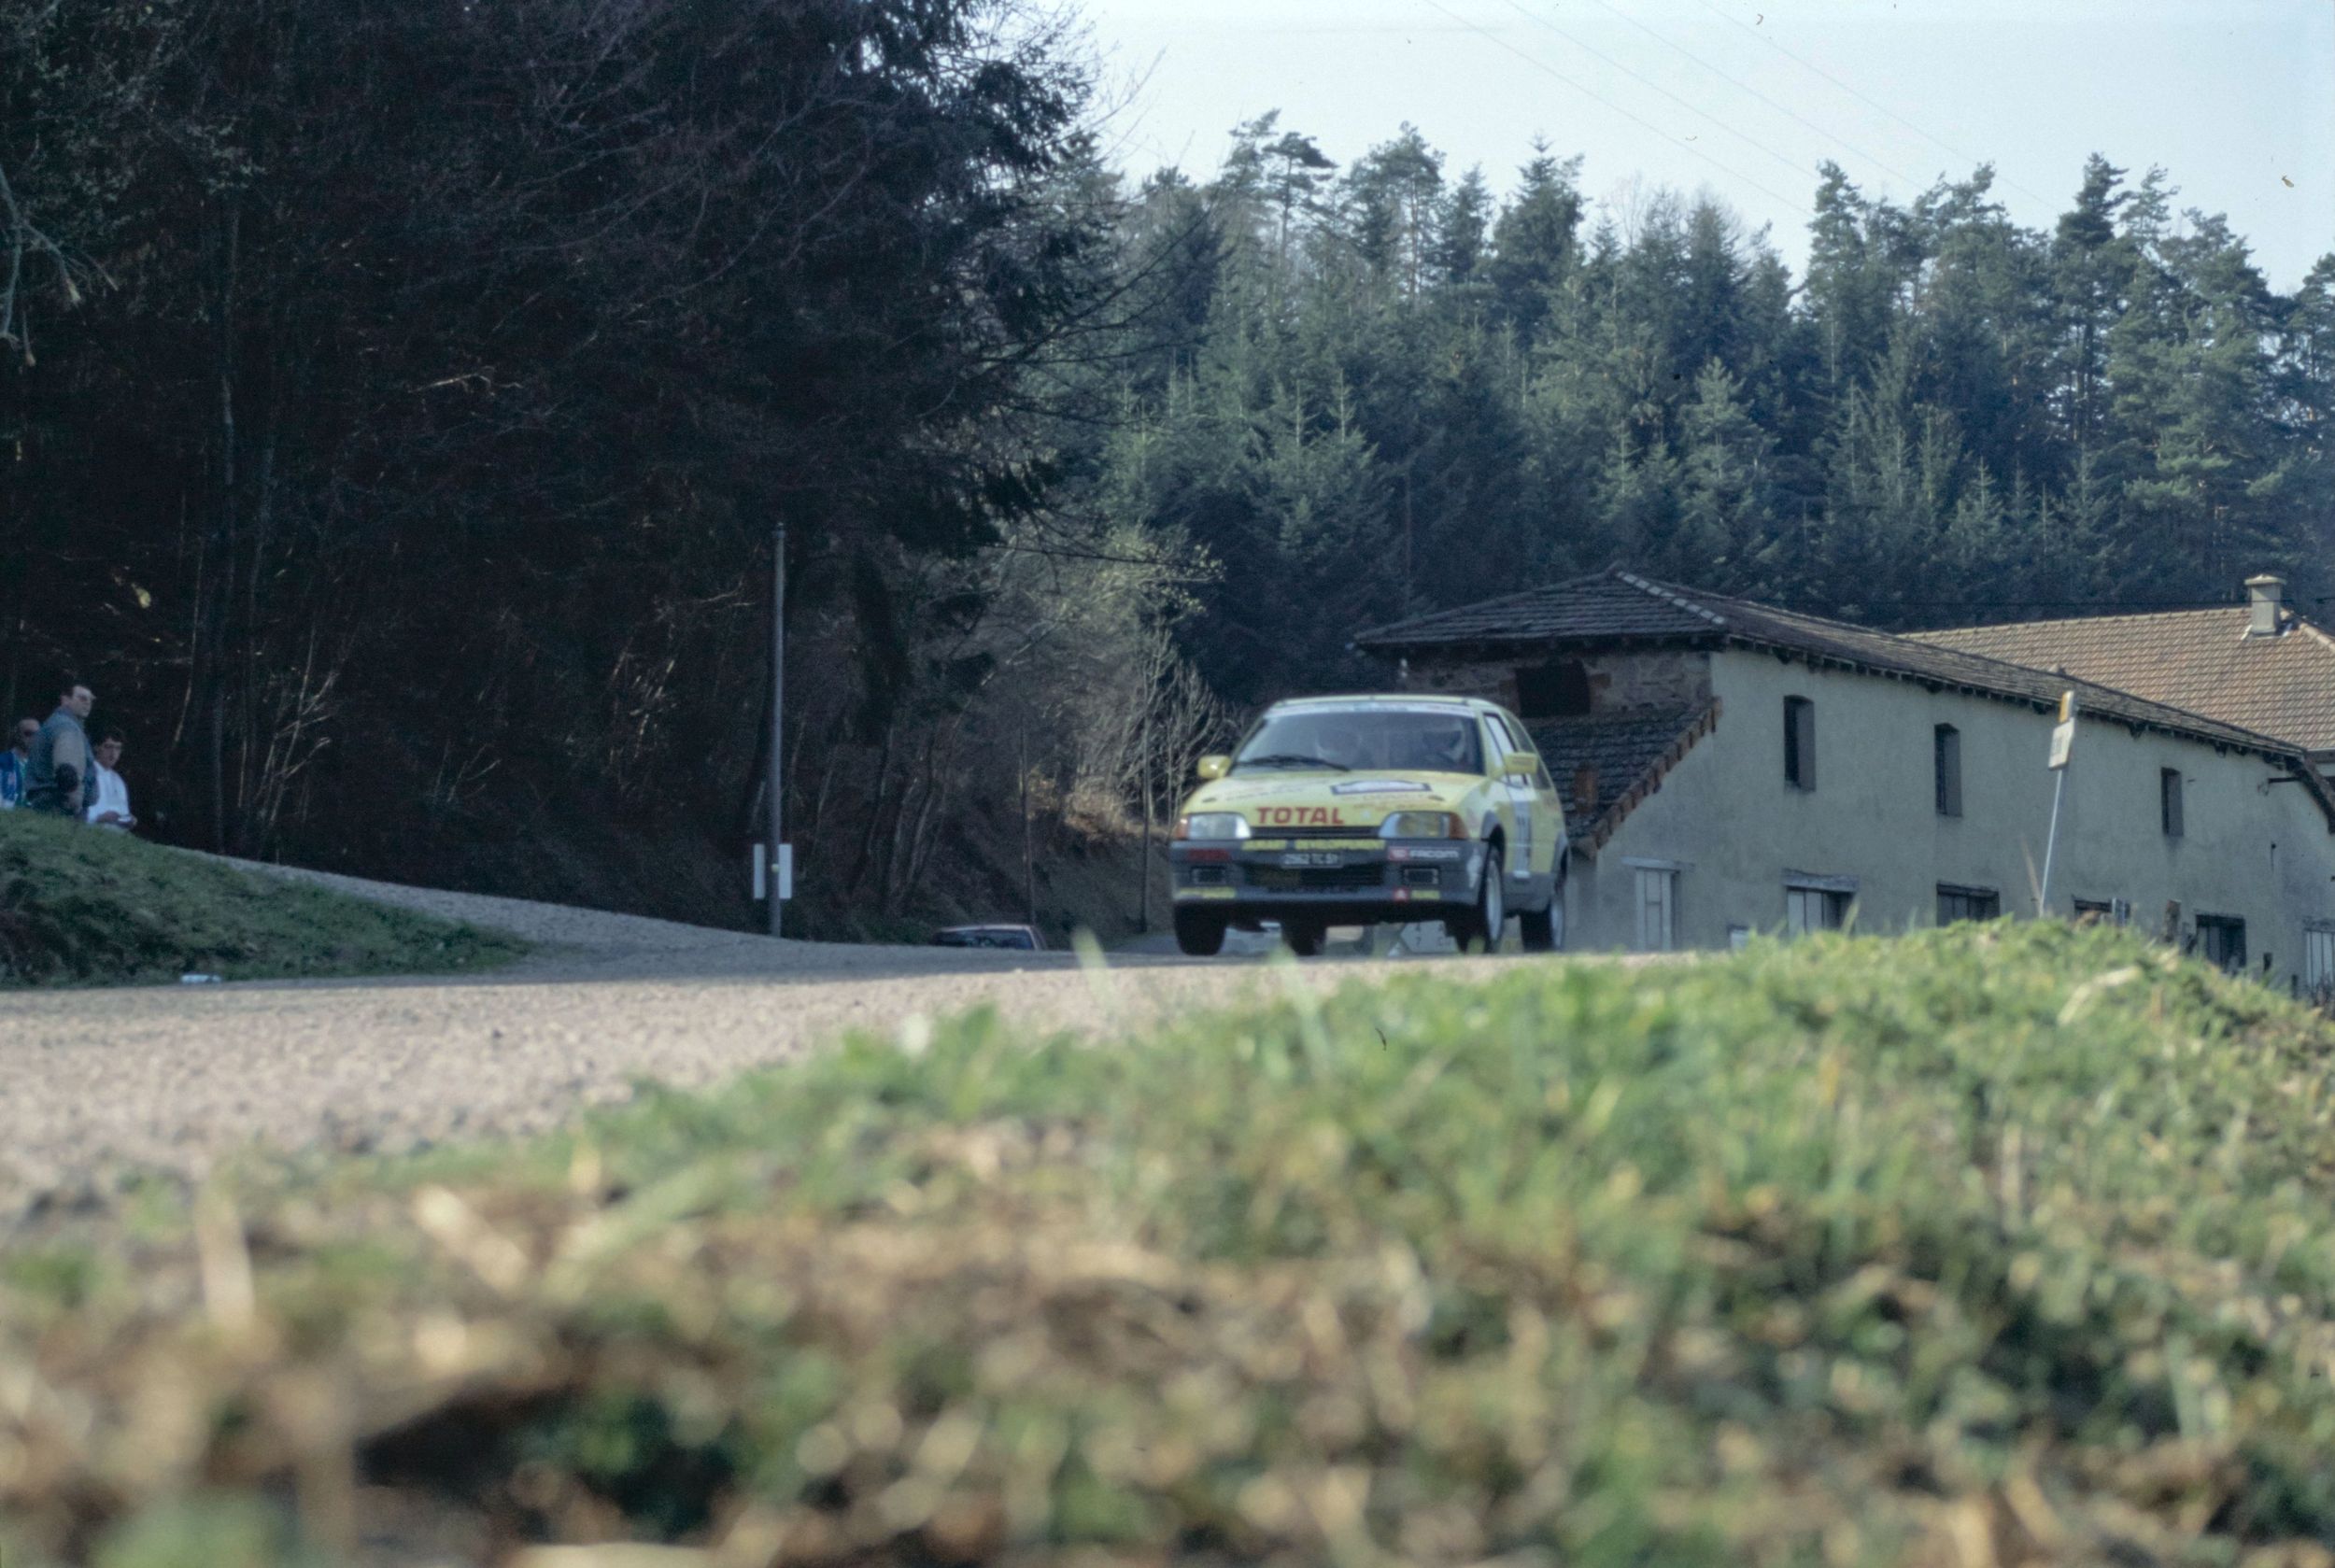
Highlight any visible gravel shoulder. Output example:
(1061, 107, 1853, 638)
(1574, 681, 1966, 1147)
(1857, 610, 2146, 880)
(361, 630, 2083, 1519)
(5, 860, 1539, 1215)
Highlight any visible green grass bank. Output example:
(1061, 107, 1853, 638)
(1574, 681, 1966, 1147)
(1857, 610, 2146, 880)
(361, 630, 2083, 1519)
(10, 924, 2335, 1565)
(0, 811, 525, 985)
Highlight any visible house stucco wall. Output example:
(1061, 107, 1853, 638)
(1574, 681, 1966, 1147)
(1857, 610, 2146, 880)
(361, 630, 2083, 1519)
(1564, 649, 2335, 987)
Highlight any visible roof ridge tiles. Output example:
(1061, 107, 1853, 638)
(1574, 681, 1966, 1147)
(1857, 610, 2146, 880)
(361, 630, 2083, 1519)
(1613, 569, 1730, 628)
(1907, 606, 2253, 642)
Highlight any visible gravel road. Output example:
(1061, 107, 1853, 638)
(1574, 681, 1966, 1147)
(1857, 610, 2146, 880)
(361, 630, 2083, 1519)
(2, 863, 1531, 1215)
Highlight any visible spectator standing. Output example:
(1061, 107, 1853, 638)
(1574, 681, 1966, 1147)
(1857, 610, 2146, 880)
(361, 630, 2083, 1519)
(0, 716, 32, 810)
(25, 681, 95, 818)
(84, 732, 136, 832)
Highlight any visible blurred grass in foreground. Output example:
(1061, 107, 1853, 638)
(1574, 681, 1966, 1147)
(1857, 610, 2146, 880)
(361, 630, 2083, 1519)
(0, 810, 524, 985)
(9, 923, 2335, 1565)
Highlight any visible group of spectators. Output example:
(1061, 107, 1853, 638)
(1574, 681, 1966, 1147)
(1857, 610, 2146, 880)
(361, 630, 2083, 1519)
(0, 679, 137, 831)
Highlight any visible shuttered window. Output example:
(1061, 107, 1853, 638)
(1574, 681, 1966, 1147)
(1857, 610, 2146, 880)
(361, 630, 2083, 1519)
(1934, 725, 1961, 816)
(2307, 927, 2335, 996)
(1634, 868, 1676, 952)
(1785, 885, 1849, 934)
(1783, 697, 1815, 789)
(1936, 884, 2000, 924)
(2160, 768, 2184, 838)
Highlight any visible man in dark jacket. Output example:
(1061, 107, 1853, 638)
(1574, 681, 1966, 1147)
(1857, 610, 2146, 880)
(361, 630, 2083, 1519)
(25, 680, 95, 817)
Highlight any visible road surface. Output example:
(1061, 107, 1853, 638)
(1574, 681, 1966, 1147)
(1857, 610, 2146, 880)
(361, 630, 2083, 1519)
(1, 864, 1539, 1217)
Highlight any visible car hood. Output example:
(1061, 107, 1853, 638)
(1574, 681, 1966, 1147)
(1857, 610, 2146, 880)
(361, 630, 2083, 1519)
(1181, 770, 1487, 829)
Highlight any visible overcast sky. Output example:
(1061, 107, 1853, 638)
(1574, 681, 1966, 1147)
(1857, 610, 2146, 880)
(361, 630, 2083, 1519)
(1080, 0, 2335, 289)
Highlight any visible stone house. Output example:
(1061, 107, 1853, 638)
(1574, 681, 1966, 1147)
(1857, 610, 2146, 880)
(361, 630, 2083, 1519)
(1356, 569, 2335, 988)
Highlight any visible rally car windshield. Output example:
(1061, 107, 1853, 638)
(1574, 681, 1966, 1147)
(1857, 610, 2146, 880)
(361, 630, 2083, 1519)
(1232, 709, 1483, 775)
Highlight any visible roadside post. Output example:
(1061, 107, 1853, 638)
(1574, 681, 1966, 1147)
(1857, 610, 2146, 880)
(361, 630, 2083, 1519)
(2038, 689, 2076, 915)
(767, 518, 789, 936)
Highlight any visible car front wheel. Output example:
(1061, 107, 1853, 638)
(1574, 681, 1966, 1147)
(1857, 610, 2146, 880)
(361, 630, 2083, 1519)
(1448, 842, 1506, 954)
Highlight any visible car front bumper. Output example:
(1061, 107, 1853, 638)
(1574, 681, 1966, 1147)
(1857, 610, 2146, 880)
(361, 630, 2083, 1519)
(1168, 836, 1486, 925)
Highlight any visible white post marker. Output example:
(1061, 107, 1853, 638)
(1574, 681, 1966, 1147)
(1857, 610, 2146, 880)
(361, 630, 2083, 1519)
(751, 843, 795, 906)
(2038, 690, 2076, 915)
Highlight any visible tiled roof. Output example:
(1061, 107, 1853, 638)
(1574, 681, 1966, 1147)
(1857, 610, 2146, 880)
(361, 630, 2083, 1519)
(1357, 572, 1726, 648)
(1529, 702, 1719, 854)
(1907, 609, 2335, 755)
(1358, 568, 2311, 767)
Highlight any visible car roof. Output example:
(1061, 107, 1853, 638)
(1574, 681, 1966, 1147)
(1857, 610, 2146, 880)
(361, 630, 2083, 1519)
(1265, 693, 1498, 713)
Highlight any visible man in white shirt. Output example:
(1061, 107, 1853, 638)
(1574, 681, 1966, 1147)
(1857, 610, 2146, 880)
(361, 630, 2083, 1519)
(84, 733, 136, 832)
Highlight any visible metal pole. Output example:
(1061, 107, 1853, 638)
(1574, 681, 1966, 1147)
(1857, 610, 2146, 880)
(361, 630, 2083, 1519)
(2036, 767, 2066, 917)
(768, 519, 786, 937)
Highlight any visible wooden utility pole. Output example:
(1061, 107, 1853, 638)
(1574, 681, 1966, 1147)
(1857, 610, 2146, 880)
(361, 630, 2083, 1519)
(768, 520, 786, 937)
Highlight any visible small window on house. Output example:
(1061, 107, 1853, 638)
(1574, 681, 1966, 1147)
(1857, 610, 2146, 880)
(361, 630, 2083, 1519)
(1785, 883, 1850, 934)
(1634, 868, 1677, 952)
(1517, 660, 1592, 719)
(1934, 725, 1961, 817)
(2072, 898, 2114, 925)
(1936, 883, 2001, 924)
(2306, 926, 2335, 997)
(1783, 697, 1816, 789)
(2160, 768, 2185, 838)
(2197, 914, 2245, 972)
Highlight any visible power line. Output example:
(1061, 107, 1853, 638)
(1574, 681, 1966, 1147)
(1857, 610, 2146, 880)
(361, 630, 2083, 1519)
(1689, 0, 2060, 210)
(1497, 0, 1820, 191)
(1578, 0, 1928, 194)
(1416, 0, 1814, 217)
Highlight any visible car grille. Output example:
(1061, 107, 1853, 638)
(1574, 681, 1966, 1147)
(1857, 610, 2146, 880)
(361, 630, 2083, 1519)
(1243, 863, 1387, 893)
(1252, 824, 1380, 839)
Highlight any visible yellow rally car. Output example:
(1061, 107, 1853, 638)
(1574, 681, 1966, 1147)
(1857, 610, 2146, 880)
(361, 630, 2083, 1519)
(1168, 695, 1568, 956)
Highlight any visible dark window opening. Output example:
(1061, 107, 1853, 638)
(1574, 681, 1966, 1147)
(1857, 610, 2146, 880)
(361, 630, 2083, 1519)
(2160, 768, 2185, 838)
(1517, 660, 1592, 719)
(1936, 883, 2000, 924)
(2197, 914, 2245, 972)
(1784, 697, 1816, 789)
(1934, 725, 1961, 816)
(2073, 898, 2114, 925)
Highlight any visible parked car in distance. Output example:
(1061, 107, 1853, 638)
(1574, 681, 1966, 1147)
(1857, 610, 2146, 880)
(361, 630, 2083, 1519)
(929, 924, 1048, 951)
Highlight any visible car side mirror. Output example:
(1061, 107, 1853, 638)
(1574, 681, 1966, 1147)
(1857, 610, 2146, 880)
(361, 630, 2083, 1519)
(1196, 755, 1230, 781)
(1502, 752, 1537, 780)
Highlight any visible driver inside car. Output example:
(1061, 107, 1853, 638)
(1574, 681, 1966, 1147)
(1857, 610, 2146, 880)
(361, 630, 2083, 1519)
(1423, 721, 1473, 771)
(1316, 724, 1366, 770)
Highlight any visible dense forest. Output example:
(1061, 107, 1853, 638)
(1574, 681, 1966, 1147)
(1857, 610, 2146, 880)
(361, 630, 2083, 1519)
(1107, 118, 2335, 705)
(3, 0, 2329, 932)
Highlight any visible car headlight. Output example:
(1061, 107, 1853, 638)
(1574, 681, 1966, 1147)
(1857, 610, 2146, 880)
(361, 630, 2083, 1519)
(1177, 812, 1251, 841)
(1380, 811, 1464, 840)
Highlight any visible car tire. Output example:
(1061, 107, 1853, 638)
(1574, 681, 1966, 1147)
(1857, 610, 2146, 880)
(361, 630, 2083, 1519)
(1173, 908, 1227, 957)
(1282, 920, 1325, 957)
(1448, 840, 1506, 954)
(1519, 900, 1559, 953)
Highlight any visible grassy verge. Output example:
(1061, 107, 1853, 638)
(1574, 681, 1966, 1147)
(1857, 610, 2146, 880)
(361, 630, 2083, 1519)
(0, 811, 526, 985)
(9, 924, 2335, 1565)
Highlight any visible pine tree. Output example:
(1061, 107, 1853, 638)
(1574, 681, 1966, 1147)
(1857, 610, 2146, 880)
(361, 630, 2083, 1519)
(1488, 142, 1584, 346)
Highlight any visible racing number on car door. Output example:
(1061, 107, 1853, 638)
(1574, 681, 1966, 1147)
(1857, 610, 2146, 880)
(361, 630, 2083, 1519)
(1485, 713, 1534, 879)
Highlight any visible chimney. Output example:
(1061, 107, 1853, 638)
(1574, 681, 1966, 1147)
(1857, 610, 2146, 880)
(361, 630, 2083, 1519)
(2246, 574, 2285, 638)
(1572, 764, 1599, 815)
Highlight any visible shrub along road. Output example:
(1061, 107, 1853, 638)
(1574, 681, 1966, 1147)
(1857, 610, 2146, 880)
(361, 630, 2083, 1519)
(0, 864, 1532, 1213)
